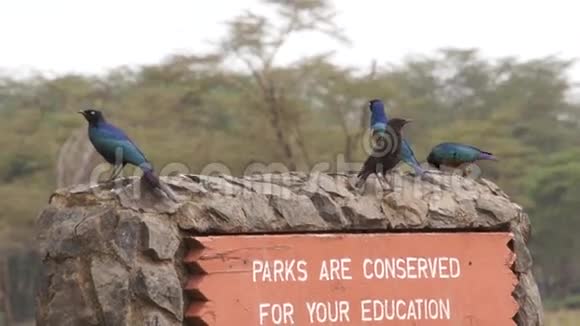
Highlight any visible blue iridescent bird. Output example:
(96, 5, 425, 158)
(79, 109, 160, 187)
(368, 99, 424, 176)
(427, 142, 497, 170)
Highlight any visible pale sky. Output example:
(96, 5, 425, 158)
(1, 0, 579, 78)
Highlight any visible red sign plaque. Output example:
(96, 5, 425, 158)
(185, 233, 517, 326)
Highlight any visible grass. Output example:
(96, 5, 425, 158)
(545, 309, 580, 326)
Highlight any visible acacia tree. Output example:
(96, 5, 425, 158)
(218, 0, 348, 169)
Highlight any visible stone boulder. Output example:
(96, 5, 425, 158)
(35, 172, 543, 326)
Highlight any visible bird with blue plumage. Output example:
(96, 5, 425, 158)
(78, 109, 159, 187)
(427, 142, 497, 174)
(368, 99, 425, 176)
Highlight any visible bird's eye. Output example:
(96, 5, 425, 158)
(90, 111, 95, 115)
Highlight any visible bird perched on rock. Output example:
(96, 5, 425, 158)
(78, 109, 160, 187)
(427, 142, 497, 173)
(368, 99, 424, 176)
(356, 118, 412, 188)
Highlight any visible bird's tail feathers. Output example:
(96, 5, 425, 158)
(142, 168, 161, 188)
(409, 162, 425, 176)
(478, 152, 497, 161)
(401, 153, 424, 176)
(140, 167, 179, 202)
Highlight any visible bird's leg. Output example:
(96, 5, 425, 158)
(112, 166, 124, 180)
(109, 147, 125, 182)
(376, 174, 385, 189)
(381, 173, 393, 191)
(113, 164, 126, 180)
(106, 166, 117, 182)
(107, 165, 122, 182)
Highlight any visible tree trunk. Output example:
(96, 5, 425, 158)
(265, 85, 296, 170)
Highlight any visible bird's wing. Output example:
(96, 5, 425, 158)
(96, 123, 149, 166)
(431, 143, 480, 166)
(97, 123, 131, 140)
(444, 142, 486, 153)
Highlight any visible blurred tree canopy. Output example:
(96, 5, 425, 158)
(0, 0, 578, 308)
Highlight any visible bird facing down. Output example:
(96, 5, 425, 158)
(356, 117, 412, 188)
(427, 142, 497, 170)
(368, 99, 424, 176)
(78, 109, 160, 187)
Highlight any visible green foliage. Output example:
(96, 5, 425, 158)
(525, 150, 580, 299)
(545, 296, 580, 311)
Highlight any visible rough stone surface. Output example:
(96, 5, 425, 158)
(135, 263, 183, 321)
(90, 257, 130, 326)
(36, 172, 543, 326)
(141, 214, 180, 261)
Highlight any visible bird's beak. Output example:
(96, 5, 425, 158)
(78, 111, 85, 116)
(405, 119, 413, 124)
